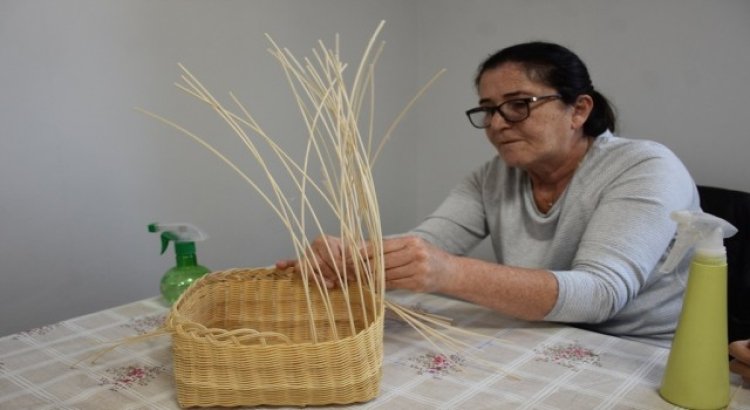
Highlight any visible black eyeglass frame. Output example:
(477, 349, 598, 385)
(465, 94, 562, 129)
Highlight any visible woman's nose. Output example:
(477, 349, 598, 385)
(488, 109, 508, 129)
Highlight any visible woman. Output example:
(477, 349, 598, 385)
(278, 41, 698, 347)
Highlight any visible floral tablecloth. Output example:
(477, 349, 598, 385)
(1, 290, 748, 409)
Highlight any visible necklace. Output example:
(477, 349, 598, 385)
(538, 193, 558, 213)
(534, 137, 593, 212)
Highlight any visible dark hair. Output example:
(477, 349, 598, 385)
(474, 41, 616, 136)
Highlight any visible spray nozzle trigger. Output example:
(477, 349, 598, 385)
(659, 210, 737, 273)
(148, 223, 208, 255)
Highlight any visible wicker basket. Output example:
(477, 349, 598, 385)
(165, 267, 384, 408)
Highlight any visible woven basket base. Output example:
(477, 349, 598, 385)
(168, 268, 384, 408)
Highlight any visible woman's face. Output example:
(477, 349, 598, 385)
(477, 63, 583, 171)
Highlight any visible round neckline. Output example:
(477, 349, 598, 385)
(524, 136, 597, 216)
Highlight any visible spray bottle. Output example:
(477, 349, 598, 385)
(659, 210, 737, 410)
(148, 222, 211, 304)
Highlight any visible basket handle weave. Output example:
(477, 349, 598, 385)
(178, 323, 293, 345)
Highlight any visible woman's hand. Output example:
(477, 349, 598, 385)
(380, 235, 456, 293)
(729, 339, 750, 386)
(276, 235, 352, 289)
(276, 234, 457, 292)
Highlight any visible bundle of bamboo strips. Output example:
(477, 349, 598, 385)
(139, 21, 493, 408)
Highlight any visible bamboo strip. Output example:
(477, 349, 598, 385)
(135, 21, 514, 407)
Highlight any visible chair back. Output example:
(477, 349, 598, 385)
(697, 185, 750, 342)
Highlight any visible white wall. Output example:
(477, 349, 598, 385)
(411, 0, 750, 260)
(2, 0, 749, 336)
(0, 0, 420, 335)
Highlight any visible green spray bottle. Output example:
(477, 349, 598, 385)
(148, 222, 211, 304)
(658, 210, 737, 410)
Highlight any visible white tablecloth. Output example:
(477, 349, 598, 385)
(1, 290, 748, 409)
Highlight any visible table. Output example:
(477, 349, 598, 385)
(1, 290, 748, 409)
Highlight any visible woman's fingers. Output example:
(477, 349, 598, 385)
(309, 235, 364, 288)
(729, 359, 750, 384)
(275, 259, 297, 270)
(281, 235, 429, 289)
(315, 236, 346, 279)
(729, 340, 750, 363)
(729, 340, 750, 384)
(297, 239, 335, 288)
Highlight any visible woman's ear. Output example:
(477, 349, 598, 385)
(571, 94, 594, 130)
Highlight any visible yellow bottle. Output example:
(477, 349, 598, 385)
(659, 211, 737, 410)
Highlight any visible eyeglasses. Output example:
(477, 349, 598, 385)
(465, 94, 562, 129)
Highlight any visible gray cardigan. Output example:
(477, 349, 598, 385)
(412, 131, 699, 347)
